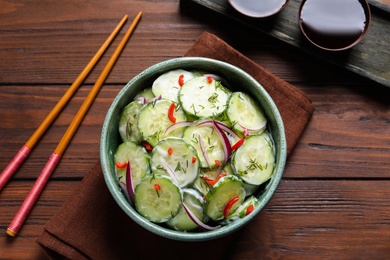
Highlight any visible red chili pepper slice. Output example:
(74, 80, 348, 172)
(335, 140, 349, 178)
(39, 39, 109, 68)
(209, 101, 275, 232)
(115, 161, 128, 169)
(154, 183, 161, 197)
(203, 173, 227, 186)
(231, 139, 244, 151)
(224, 196, 239, 218)
(246, 204, 254, 215)
(168, 147, 173, 156)
(140, 141, 152, 151)
(192, 156, 197, 164)
(168, 103, 176, 123)
(214, 159, 221, 167)
(206, 75, 213, 84)
(178, 74, 185, 87)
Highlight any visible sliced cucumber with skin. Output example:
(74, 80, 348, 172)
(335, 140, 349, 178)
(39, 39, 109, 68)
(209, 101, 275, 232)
(152, 69, 195, 102)
(166, 188, 205, 231)
(134, 174, 182, 223)
(137, 99, 187, 147)
(227, 92, 267, 137)
(114, 69, 275, 232)
(220, 196, 259, 225)
(114, 142, 150, 187)
(204, 175, 246, 221)
(182, 120, 225, 169)
(179, 76, 230, 118)
(232, 132, 275, 186)
(201, 161, 234, 180)
(118, 101, 143, 143)
(134, 87, 155, 101)
(193, 162, 234, 196)
(150, 137, 199, 188)
(243, 182, 260, 196)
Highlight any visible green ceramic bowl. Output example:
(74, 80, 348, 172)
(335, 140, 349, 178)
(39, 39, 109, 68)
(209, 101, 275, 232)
(101, 57, 286, 241)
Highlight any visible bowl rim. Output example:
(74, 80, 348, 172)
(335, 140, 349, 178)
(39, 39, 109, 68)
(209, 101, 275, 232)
(100, 57, 287, 241)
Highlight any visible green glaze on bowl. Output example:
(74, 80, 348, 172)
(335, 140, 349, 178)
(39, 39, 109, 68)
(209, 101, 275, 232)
(100, 57, 287, 241)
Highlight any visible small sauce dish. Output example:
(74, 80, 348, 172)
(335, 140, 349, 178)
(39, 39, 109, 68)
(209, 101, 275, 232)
(298, 0, 371, 51)
(228, 0, 290, 18)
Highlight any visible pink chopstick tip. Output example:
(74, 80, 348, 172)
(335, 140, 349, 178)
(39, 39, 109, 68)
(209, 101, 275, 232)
(0, 145, 31, 191)
(7, 153, 62, 236)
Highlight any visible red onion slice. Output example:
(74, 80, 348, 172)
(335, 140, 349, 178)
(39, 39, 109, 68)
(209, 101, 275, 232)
(214, 121, 241, 140)
(196, 119, 214, 128)
(198, 120, 241, 140)
(198, 134, 211, 169)
(196, 120, 232, 163)
(164, 121, 193, 135)
(135, 96, 146, 104)
(146, 95, 162, 104)
(182, 202, 220, 231)
(119, 181, 130, 202)
(125, 161, 135, 205)
(161, 160, 180, 186)
(213, 121, 232, 160)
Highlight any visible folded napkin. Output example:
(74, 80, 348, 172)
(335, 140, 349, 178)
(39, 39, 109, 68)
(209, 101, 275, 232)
(36, 32, 314, 259)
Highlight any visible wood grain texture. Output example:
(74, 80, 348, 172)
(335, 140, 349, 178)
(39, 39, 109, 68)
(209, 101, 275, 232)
(0, 181, 79, 259)
(181, 0, 390, 88)
(1, 180, 390, 258)
(0, 0, 390, 259)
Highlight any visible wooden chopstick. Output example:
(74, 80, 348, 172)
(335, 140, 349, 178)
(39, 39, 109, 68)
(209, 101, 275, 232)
(0, 14, 129, 192)
(6, 11, 143, 237)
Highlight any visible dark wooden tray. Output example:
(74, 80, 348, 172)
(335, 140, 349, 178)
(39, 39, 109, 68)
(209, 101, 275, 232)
(181, 0, 390, 88)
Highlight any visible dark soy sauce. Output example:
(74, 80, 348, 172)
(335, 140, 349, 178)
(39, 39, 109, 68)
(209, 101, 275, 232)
(229, 0, 287, 18)
(300, 0, 367, 50)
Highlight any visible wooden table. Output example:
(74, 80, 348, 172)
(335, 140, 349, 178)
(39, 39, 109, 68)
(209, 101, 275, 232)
(1, 1, 389, 259)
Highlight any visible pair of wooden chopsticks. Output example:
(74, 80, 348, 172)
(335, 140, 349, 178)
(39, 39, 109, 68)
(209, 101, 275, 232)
(1, 12, 142, 237)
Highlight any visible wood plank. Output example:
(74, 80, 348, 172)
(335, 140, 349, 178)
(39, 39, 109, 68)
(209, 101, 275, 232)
(0, 84, 112, 180)
(230, 179, 390, 258)
(180, 0, 390, 88)
(0, 181, 79, 259)
(286, 84, 390, 178)
(1, 179, 390, 258)
(0, 0, 207, 85)
(1, 0, 374, 86)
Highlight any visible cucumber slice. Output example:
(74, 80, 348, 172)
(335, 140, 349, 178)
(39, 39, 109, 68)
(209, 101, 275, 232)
(150, 137, 199, 188)
(134, 87, 155, 101)
(166, 188, 205, 231)
(152, 69, 195, 102)
(182, 120, 225, 169)
(221, 196, 259, 225)
(118, 101, 143, 143)
(243, 182, 260, 196)
(204, 175, 246, 221)
(114, 142, 150, 187)
(134, 174, 182, 223)
(137, 99, 187, 147)
(227, 92, 267, 136)
(192, 162, 234, 196)
(179, 76, 230, 118)
(231, 132, 275, 185)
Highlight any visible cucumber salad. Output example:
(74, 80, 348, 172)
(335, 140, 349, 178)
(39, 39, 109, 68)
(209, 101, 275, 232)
(114, 69, 275, 231)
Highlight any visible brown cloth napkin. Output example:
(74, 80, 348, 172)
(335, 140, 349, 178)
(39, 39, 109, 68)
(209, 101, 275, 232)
(36, 32, 314, 259)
